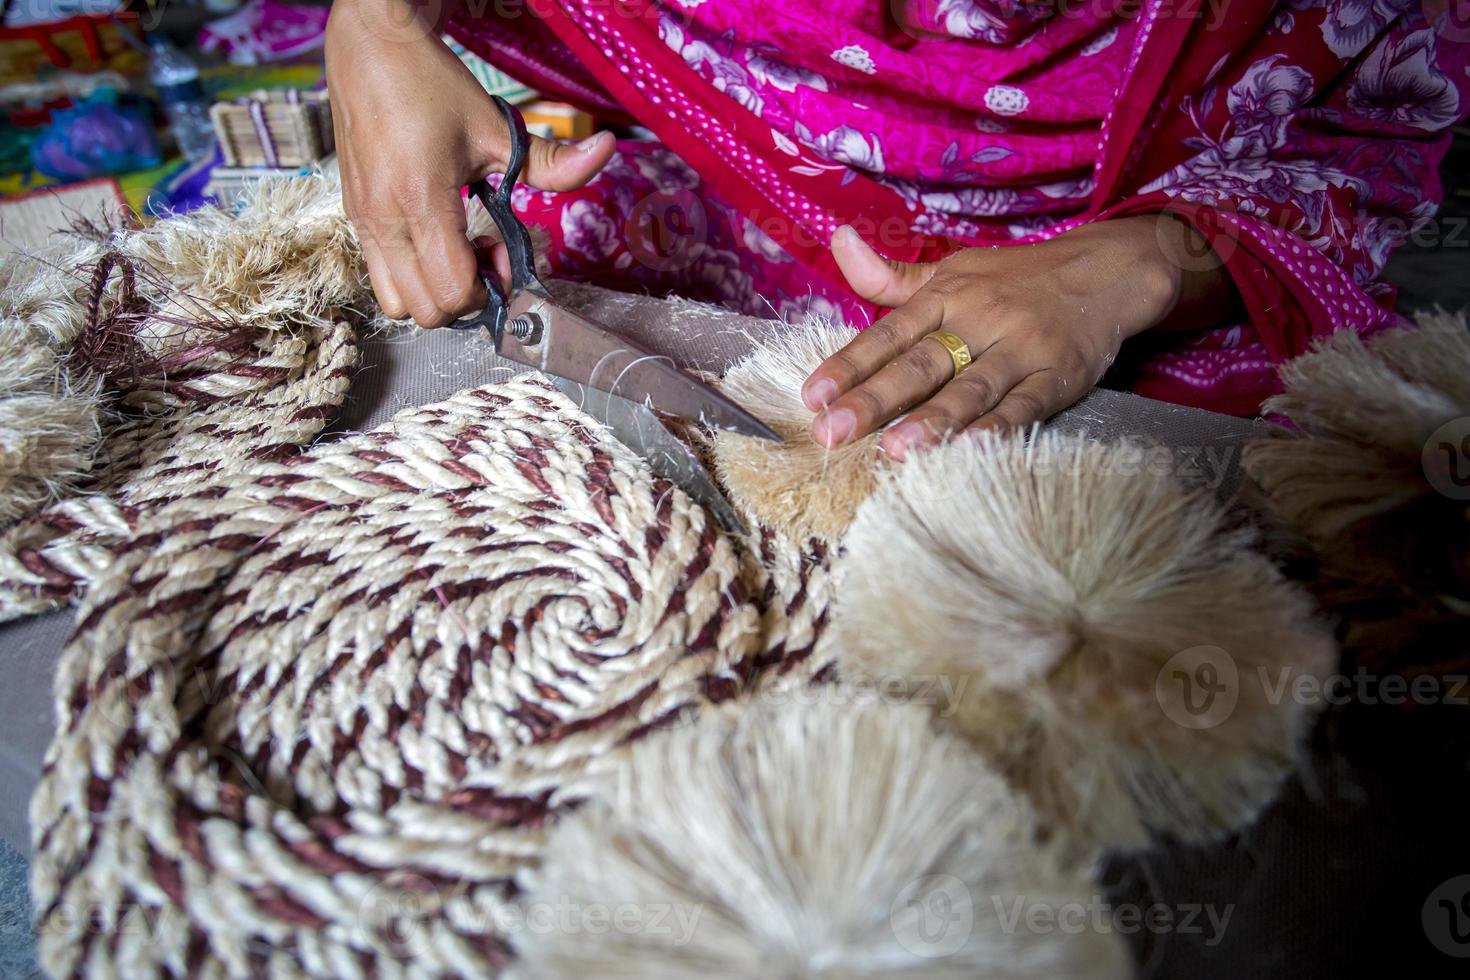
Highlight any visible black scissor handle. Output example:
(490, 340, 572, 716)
(453, 95, 543, 342)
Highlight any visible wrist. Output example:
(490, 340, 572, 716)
(1083, 214, 1238, 337)
(1133, 216, 1189, 334)
(1149, 213, 1243, 333)
(327, 0, 460, 51)
(1070, 216, 1188, 339)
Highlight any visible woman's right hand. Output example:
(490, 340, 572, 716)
(325, 0, 614, 326)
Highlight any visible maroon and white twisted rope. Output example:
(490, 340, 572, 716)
(0, 319, 358, 620)
(30, 378, 781, 977)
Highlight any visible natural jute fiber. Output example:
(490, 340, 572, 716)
(0, 173, 373, 622)
(517, 698, 1129, 979)
(0, 319, 357, 620)
(1245, 310, 1470, 674)
(8, 167, 1373, 976)
(31, 377, 764, 977)
(712, 321, 887, 543)
(830, 432, 1336, 856)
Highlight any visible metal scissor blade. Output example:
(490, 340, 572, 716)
(550, 376, 747, 535)
(500, 291, 782, 442)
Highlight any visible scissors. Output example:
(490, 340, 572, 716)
(452, 96, 780, 532)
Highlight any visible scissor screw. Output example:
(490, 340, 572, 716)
(506, 312, 544, 346)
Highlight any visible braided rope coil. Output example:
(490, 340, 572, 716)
(0, 319, 358, 621)
(32, 378, 765, 977)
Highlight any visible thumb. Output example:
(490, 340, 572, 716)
(517, 127, 616, 192)
(831, 224, 938, 308)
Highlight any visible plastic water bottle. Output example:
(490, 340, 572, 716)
(148, 35, 216, 162)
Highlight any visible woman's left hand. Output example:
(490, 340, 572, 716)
(802, 215, 1220, 459)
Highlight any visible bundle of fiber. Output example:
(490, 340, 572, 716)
(712, 322, 887, 542)
(30, 377, 765, 977)
(1244, 311, 1470, 671)
(95, 172, 369, 338)
(0, 318, 357, 621)
(0, 172, 377, 619)
(830, 433, 1335, 855)
(0, 173, 366, 374)
(515, 698, 1129, 979)
(0, 328, 101, 525)
(0, 239, 109, 350)
(0, 242, 112, 523)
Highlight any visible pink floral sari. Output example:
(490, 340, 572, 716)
(451, 0, 1470, 415)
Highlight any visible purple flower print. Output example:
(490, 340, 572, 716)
(1320, 0, 1418, 58)
(560, 199, 620, 261)
(1346, 28, 1462, 130)
(1224, 54, 1316, 155)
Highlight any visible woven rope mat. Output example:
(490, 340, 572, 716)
(31, 375, 832, 976)
(0, 320, 358, 621)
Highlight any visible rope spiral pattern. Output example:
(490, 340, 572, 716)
(0, 319, 357, 620)
(31, 378, 773, 977)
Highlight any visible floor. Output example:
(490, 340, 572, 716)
(0, 838, 36, 978)
(0, 128, 1464, 977)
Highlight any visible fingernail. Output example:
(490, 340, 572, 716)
(885, 420, 946, 461)
(802, 377, 838, 411)
(576, 131, 609, 153)
(889, 420, 929, 451)
(814, 407, 855, 446)
(967, 417, 1006, 438)
(832, 224, 858, 246)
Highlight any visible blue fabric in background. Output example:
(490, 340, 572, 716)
(30, 90, 161, 182)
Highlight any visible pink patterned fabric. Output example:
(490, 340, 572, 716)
(450, 1, 1470, 415)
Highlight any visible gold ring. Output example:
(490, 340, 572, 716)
(925, 331, 973, 376)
